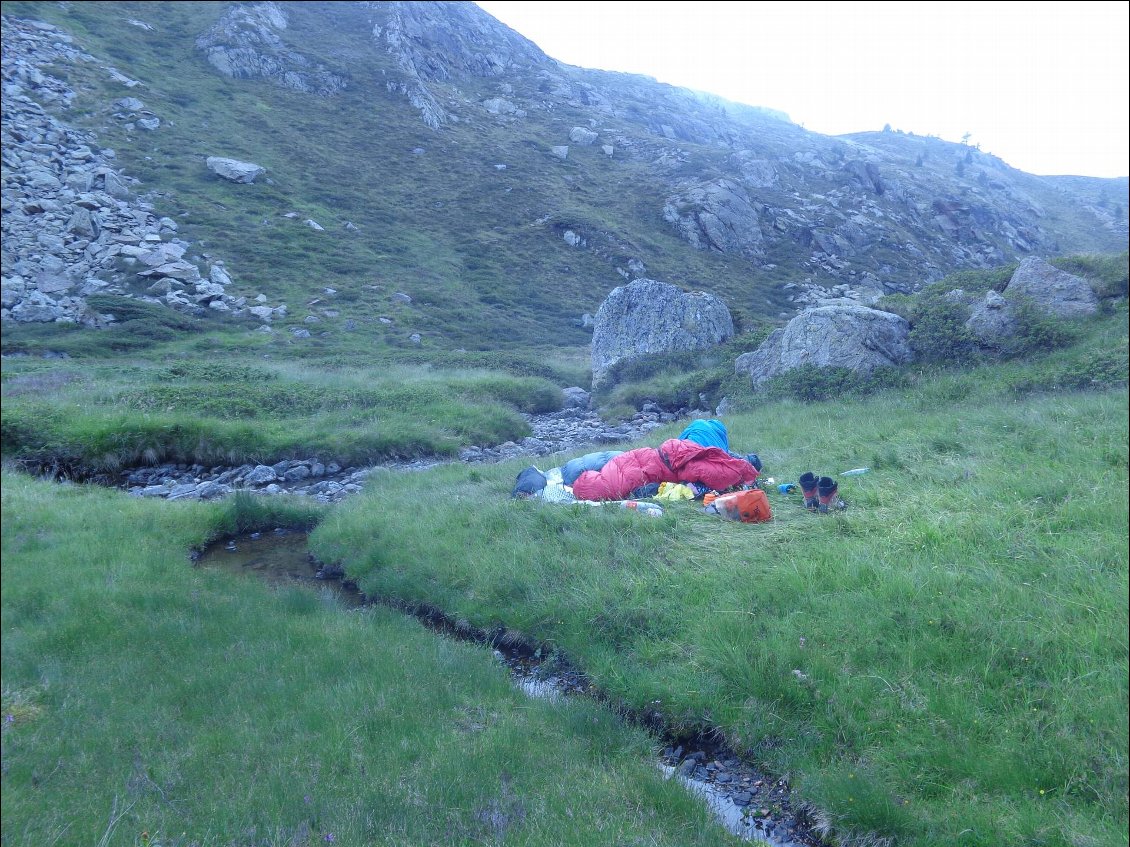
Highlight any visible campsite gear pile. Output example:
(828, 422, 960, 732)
(510, 418, 853, 522)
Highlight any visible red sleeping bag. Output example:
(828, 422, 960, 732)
(572, 438, 759, 501)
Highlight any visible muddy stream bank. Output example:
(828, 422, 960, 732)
(195, 530, 827, 847)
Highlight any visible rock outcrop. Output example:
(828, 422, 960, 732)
(591, 278, 734, 388)
(372, 0, 550, 129)
(663, 179, 764, 259)
(735, 304, 912, 389)
(195, 1, 348, 96)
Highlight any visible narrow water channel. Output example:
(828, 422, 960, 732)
(194, 530, 821, 847)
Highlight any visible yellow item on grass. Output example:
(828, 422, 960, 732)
(655, 482, 696, 502)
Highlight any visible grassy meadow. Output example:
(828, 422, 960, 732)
(3, 264, 1129, 846)
(310, 327, 1129, 847)
(2, 0, 1127, 842)
(0, 352, 573, 473)
(1, 475, 745, 847)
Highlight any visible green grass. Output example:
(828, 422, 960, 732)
(313, 341, 1129, 846)
(1, 357, 564, 471)
(1, 472, 744, 847)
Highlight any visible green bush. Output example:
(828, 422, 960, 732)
(875, 293, 915, 321)
(908, 299, 980, 364)
(1011, 341, 1129, 394)
(1002, 299, 1081, 358)
(160, 362, 279, 382)
(930, 264, 1017, 295)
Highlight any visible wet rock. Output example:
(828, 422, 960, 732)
(283, 465, 311, 482)
(165, 483, 201, 501)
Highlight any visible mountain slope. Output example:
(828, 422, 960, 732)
(1, 0, 1126, 356)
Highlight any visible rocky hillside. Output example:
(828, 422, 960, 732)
(2, 0, 1127, 351)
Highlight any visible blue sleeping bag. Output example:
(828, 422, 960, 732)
(678, 419, 730, 452)
(561, 450, 623, 485)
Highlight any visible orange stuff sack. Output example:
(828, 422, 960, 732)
(708, 489, 772, 523)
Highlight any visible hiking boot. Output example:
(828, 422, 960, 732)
(798, 472, 819, 510)
(817, 476, 839, 513)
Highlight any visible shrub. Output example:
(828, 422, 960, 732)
(908, 299, 979, 364)
(1052, 251, 1129, 301)
(875, 293, 915, 321)
(1002, 299, 1081, 358)
(924, 264, 1017, 296)
(1011, 342, 1129, 394)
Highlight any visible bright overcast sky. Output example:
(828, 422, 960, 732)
(474, 1, 1129, 179)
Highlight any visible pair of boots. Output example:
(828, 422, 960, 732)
(798, 472, 841, 513)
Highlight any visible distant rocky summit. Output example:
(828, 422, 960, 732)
(591, 279, 734, 388)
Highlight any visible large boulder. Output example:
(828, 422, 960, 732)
(591, 278, 733, 388)
(569, 126, 598, 145)
(962, 258, 1098, 349)
(206, 157, 265, 183)
(663, 179, 764, 258)
(1004, 257, 1098, 318)
(965, 289, 1017, 347)
(736, 304, 912, 389)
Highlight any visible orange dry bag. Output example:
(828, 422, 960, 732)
(707, 489, 772, 523)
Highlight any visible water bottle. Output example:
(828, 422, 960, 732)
(620, 500, 664, 517)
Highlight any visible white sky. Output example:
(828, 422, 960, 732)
(474, 1, 1130, 178)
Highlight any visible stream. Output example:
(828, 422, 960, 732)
(194, 530, 824, 847)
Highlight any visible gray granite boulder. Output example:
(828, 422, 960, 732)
(1004, 257, 1098, 318)
(569, 126, 598, 145)
(961, 258, 1098, 349)
(591, 278, 733, 388)
(206, 157, 265, 183)
(736, 304, 912, 389)
(965, 289, 1018, 347)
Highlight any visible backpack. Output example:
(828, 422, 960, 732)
(706, 488, 772, 523)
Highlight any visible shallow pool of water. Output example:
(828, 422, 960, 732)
(195, 529, 362, 608)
